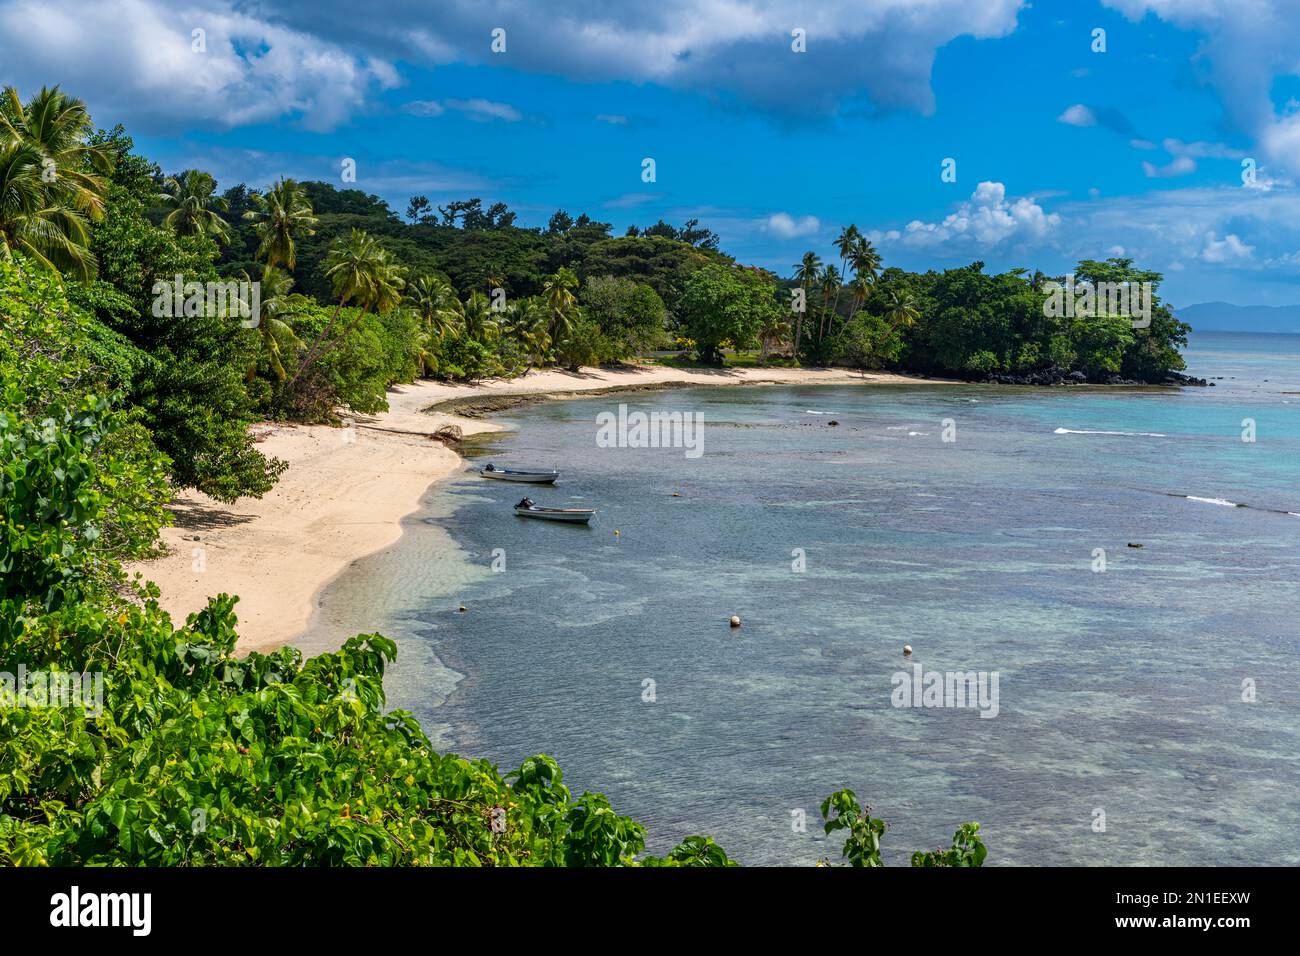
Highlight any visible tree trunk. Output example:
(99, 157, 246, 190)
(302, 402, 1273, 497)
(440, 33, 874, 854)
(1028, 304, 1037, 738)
(287, 296, 346, 388)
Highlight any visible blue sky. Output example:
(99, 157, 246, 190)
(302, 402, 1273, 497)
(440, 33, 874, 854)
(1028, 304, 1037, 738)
(4, 0, 1300, 306)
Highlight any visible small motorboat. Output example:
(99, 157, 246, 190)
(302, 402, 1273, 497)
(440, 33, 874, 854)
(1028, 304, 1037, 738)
(513, 497, 594, 524)
(479, 463, 559, 484)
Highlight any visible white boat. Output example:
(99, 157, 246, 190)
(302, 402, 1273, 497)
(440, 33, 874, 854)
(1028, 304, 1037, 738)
(479, 463, 559, 484)
(513, 498, 594, 524)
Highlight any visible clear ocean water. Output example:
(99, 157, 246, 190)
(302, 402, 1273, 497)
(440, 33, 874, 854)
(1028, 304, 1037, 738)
(300, 331, 1300, 865)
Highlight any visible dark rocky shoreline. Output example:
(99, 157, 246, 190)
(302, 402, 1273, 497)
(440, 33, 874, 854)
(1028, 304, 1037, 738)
(980, 366, 1211, 387)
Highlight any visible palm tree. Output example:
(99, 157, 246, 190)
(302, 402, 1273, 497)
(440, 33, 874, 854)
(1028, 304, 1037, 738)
(0, 141, 95, 277)
(792, 251, 821, 356)
(289, 229, 403, 385)
(243, 177, 317, 271)
(2, 86, 109, 220)
(410, 274, 463, 342)
(0, 85, 108, 278)
(407, 274, 463, 376)
(883, 289, 921, 330)
(817, 264, 841, 347)
(541, 267, 579, 341)
(241, 265, 302, 381)
(847, 274, 873, 319)
(158, 169, 231, 243)
(325, 229, 404, 313)
(504, 298, 551, 368)
(848, 237, 881, 315)
(829, 224, 861, 328)
(461, 292, 499, 342)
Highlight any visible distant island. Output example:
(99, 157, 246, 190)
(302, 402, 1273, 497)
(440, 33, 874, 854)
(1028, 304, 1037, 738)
(1176, 301, 1300, 334)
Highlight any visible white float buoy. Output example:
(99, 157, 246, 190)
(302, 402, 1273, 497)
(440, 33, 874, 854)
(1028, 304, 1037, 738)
(730, 615, 741, 628)
(903, 644, 913, 657)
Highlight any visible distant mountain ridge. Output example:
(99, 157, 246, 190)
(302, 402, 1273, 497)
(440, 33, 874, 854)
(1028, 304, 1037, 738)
(1177, 301, 1300, 334)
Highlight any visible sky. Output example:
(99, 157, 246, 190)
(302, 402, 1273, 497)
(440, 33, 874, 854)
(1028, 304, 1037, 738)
(4, 0, 1300, 307)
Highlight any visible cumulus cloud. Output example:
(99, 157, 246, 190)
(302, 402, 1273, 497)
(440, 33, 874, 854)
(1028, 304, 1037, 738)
(1058, 104, 1096, 127)
(761, 213, 821, 238)
(5, 0, 1025, 125)
(1056, 103, 1136, 136)
(1201, 232, 1254, 263)
(0, 0, 398, 132)
(872, 181, 1060, 251)
(1045, 183, 1300, 284)
(1103, 0, 1300, 176)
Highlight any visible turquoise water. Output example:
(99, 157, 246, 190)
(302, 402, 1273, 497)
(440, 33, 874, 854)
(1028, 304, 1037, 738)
(302, 332, 1300, 865)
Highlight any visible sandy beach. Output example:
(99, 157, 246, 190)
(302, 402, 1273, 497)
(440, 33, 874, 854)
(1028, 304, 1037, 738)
(131, 365, 947, 653)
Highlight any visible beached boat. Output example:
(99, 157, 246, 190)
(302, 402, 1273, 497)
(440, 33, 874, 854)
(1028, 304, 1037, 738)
(513, 498, 595, 524)
(479, 463, 559, 484)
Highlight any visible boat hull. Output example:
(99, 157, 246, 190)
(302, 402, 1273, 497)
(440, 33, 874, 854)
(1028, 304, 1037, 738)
(480, 469, 559, 484)
(514, 506, 594, 524)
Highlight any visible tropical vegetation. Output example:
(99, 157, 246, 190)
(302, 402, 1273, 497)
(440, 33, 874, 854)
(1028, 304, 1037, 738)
(0, 81, 1198, 866)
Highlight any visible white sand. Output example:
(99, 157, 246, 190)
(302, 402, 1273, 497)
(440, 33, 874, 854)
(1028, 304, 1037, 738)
(130, 365, 950, 652)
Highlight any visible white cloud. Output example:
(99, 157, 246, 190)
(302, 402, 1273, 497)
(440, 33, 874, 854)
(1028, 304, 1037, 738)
(1201, 232, 1254, 263)
(443, 98, 522, 122)
(1163, 137, 1244, 159)
(1143, 156, 1197, 178)
(1058, 104, 1097, 127)
(400, 98, 522, 122)
(874, 181, 1060, 251)
(1044, 184, 1300, 287)
(401, 100, 445, 117)
(4, 0, 1026, 123)
(1103, 0, 1300, 176)
(761, 213, 821, 239)
(596, 114, 629, 125)
(0, 0, 398, 132)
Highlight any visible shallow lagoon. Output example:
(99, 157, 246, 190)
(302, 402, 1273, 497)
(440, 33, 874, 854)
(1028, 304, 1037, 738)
(302, 332, 1300, 865)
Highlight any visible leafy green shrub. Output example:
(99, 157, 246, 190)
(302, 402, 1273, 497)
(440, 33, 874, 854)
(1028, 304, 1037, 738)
(678, 263, 783, 365)
(430, 335, 501, 382)
(830, 311, 903, 369)
(581, 275, 668, 359)
(820, 789, 986, 868)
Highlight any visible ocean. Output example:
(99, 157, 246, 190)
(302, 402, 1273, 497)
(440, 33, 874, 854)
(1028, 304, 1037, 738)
(300, 331, 1300, 865)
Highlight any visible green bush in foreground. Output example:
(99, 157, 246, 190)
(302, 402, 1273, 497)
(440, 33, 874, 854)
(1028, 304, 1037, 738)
(820, 790, 987, 867)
